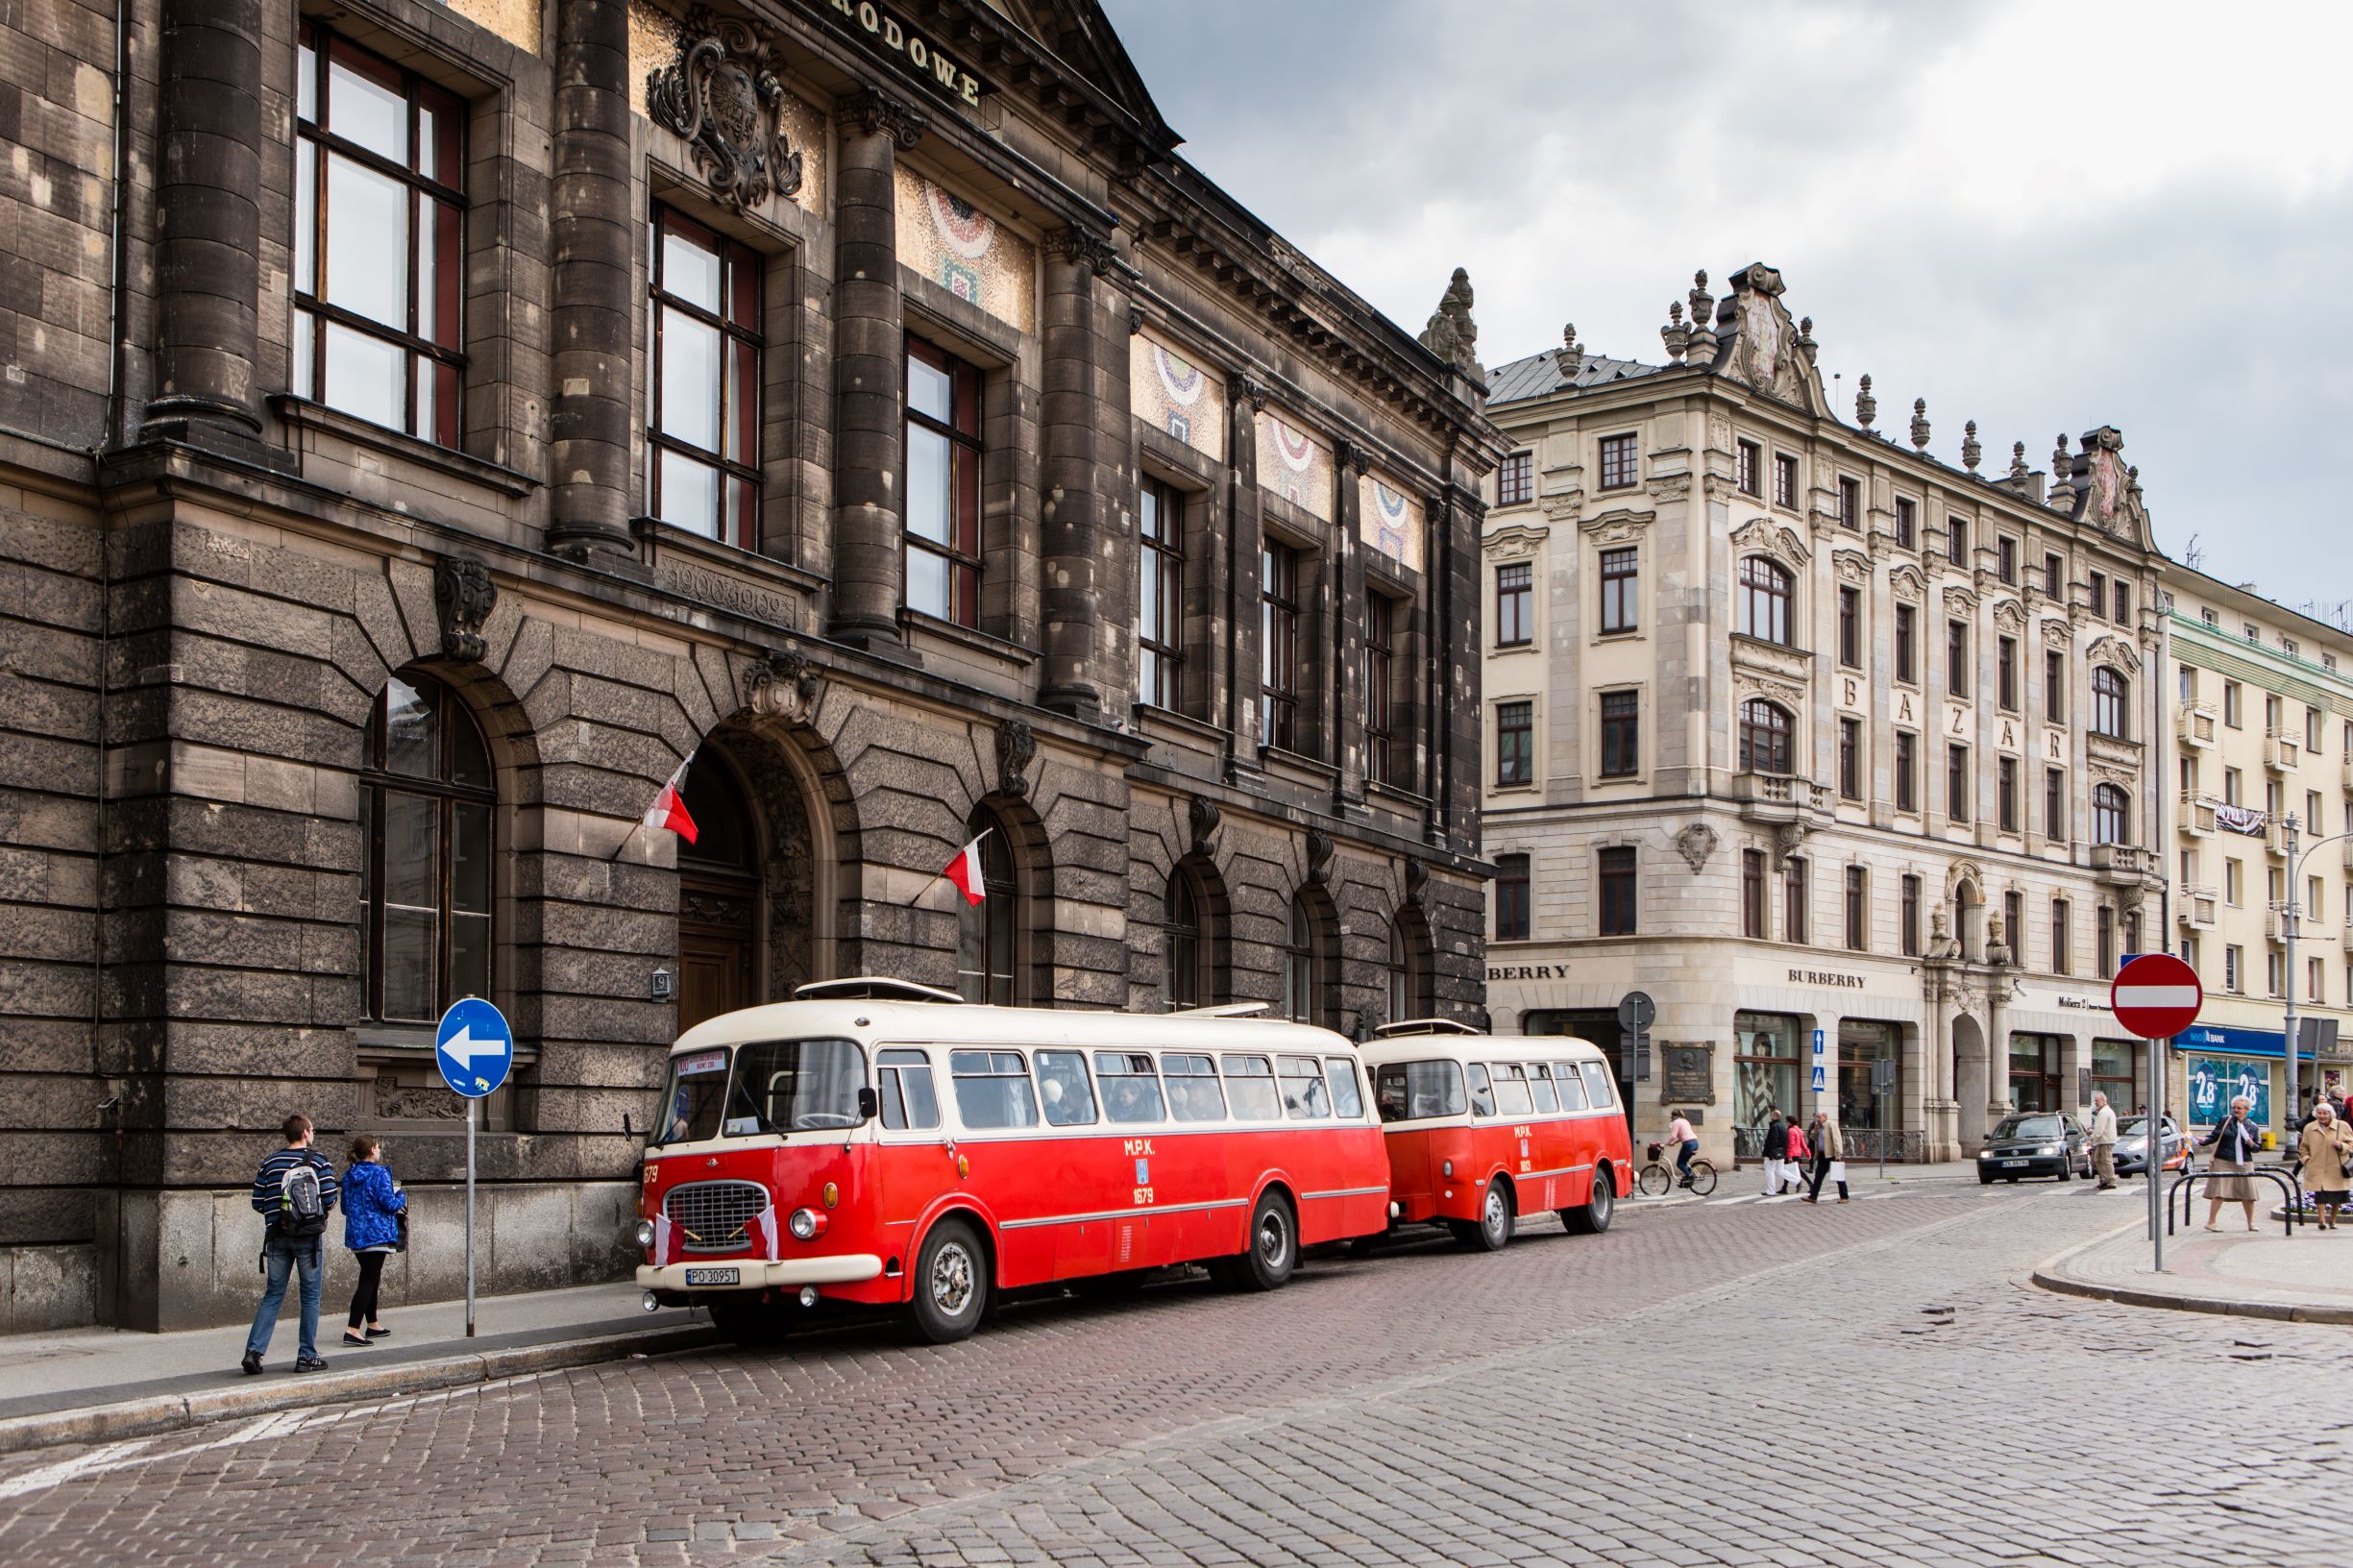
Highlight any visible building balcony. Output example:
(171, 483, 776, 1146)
(2176, 704, 2218, 748)
(1727, 770, 1834, 827)
(2265, 728, 2301, 772)
(2267, 821, 2291, 859)
(2341, 922, 2353, 954)
(2176, 791, 2216, 836)
(2175, 886, 2218, 928)
(2266, 906, 2283, 943)
(2090, 843, 2158, 887)
(2343, 838, 2353, 873)
(2343, 758, 2353, 793)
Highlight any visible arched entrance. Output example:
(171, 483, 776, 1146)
(673, 725, 825, 1036)
(1953, 1012, 1990, 1147)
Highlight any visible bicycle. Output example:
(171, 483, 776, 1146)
(1635, 1141, 1716, 1198)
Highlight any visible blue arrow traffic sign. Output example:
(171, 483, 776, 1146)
(435, 997, 514, 1099)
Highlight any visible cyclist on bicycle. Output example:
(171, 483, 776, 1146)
(1665, 1109, 1698, 1188)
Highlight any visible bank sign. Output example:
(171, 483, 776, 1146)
(824, 0, 988, 107)
(2187, 1056, 2271, 1126)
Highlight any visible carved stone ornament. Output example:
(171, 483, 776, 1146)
(1404, 857, 1430, 909)
(1943, 584, 1979, 617)
(1305, 829, 1336, 886)
(1229, 369, 1268, 413)
(1730, 516, 1810, 568)
(1049, 225, 1119, 279)
(1993, 598, 2026, 632)
(1416, 267, 1483, 378)
(993, 718, 1037, 798)
(1734, 673, 1807, 709)
(2041, 618, 2073, 650)
(433, 555, 496, 664)
(1644, 473, 1692, 502)
(1188, 796, 1222, 855)
(648, 11, 807, 214)
(1675, 822, 1719, 874)
(1890, 565, 1925, 602)
(2088, 633, 2142, 674)
(2078, 425, 2130, 527)
(748, 647, 821, 723)
(835, 85, 926, 148)
(1832, 551, 1872, 585)
(1483, 523, 1549, 560)
(1581, 507, 1652, 547)
(1714, 262, 1812, 408)
(1771, 821, 1808, 866)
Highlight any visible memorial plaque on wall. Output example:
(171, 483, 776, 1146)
(1661, 1042, 1715, 1105)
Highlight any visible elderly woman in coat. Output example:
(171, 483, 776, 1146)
(2298, 1100, 2353, 1230)
(2200, 1096, 2266, 1233)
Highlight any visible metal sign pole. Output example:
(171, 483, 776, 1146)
(465, 1095, 478, 1337)
(2149, 1033, 2163, 1271)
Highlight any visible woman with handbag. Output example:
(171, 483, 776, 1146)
(2199, 1097, 2265, 1233)
(1803, 1111, 1849, 1203)
(341, 1134, 407, 1346)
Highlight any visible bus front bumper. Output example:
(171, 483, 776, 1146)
(635, 1255, 885, 1292)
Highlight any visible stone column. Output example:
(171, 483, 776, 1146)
(1225, 374, 1266, 773)
(827, 88, 924, 653)
(1332, 443, 1367, 811)
(140, 0, 269, 452)
(1038, 227, 1125, 721)
(547, 0, 637, 560)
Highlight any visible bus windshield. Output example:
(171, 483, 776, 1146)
(651, 1039, 867, 1145)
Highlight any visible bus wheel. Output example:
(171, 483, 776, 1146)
(1563, 1165, 1616, 1235)
(910, 1217, 989, 1343)
(1450, 1181, 1513, 1252)
(1217, 1189, 1296, 1291)
(707, 1295, 793, 1348)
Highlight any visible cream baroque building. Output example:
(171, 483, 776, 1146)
(1480, 264, 2166, 1166)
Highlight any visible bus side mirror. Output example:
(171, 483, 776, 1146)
(857, 1087, 879, 1121)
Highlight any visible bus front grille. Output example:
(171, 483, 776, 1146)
(663, 1180, 770, 1253)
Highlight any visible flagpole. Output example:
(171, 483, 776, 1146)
(606, 817, 647, 864)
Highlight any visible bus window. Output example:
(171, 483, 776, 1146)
(1324, 1057, 1365, 1119)
(1094, 1052, 1165, 1124)
(877, 1047, 940, 1131)
(1528, 1064, 1559, 1114)
(1278, 1055, 1331, 1118)
(1490, 1063, 1533, 1116)
(655, 1049, 730, 1144)
(1034, 1049, 1097, 1127)
(1374, 1060, 1465, 1121)
(1578, 1061, 1615, 1110)
(1552, 1063, 1587, 1111)
(950, 1049, 1040, 1130)
(1161, 1053, 1226, 1121)
(1466, 1063, 1497, 1118)
(1221, 1054, 1282, 1121)
(727, 1039, 866, 1133)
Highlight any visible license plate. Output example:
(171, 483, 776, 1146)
(684, 1266, 741, 1286)
(2000, 1159, 2029, 1168)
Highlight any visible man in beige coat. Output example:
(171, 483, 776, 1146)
(2088, 1091, 2120, 1189)
(1802, 1111, 1849, 1203)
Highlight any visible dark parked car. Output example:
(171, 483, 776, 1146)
(2115, 1114, 2189, 1177)
(1976, 1112, 2093, 1183)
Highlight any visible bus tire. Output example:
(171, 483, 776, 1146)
(1450, 1179, 1513, 1252)
(1219, 1189, 1297, 1292)
(707, 1295, 793, 1348)
(1562, 1164, 1616, 1235)
(909, 1217, 989, 1344)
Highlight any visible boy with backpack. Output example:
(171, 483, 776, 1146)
(241, 1113, 342, 1375)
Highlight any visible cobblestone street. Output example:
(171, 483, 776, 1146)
(5, 1183, 2348, 1567)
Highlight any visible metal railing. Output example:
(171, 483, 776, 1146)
(2166, 1162, 2301, 1238)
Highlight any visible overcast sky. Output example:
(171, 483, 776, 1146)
(1099, 0, 2353, 615)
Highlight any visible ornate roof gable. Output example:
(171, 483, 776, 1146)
(1706, 263, 1828, 416)
(2060, 426, 2152, 549)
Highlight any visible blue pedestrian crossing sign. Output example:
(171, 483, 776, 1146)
(435, 997, 514, 1099)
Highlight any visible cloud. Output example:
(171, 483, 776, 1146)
(1101, 0, 2353, 601)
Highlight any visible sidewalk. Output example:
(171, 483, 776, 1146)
(0, 1280, 711, 1456)
(2033, 1211, 2353, 1324)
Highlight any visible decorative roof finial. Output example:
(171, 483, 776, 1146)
(2009, 441, 2029, 482)
(1660, 300, 1690, 363)
(1854, 373, 1876, 432)
(1796, 315, 1818, 367)
(1962, 420, 1982, 473)
(1415, 267, 1482, 378)
(1557, 323, 1583, 380)
(1909, 398, 1930, 453)
(1687, 269, 1714, 328)
(2047, 432, 2073, 507)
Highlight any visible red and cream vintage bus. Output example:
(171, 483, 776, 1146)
(1359, 1021, 1631, 1251)
(634, 981, 1391, 1343)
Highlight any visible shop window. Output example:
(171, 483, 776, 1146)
(1838, 1023, 1900, 1130)
(292, 24, 465, 443)
(905, 336, 985, 626)
(2009, 1034, 2064, 1113)
(1734, 1011, 1802, 1159)
(648, 206, 761, 546)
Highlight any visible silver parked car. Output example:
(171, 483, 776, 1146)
(2114, 1114, 2189, 1178)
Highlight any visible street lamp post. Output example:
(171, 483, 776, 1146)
(2282, 817, 2353, 1144)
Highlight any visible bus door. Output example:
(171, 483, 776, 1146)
(1550, 1060, 1598, 1203)
(1032, 1047, 1119, 1278)
(1524, 1061, 1575, 1213)
(873, 1046, 953, 1278)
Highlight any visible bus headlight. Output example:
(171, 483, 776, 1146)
(633, 1219, 656, 1248)
(789, 1207, 825, 1241)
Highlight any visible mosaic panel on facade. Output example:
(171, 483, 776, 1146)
(1128, 331, 1225, 461)
(893, 166, 1037, 332)
(1359, 473, 1424, 573)
(1256, 409, 1332, 521)
(450, 0, 541, 54)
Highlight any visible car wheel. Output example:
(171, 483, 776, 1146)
(2058, 1157, 2072, 1182)
(1979, 1172, 1997, 1186)
(909, 1217, 988, 1344)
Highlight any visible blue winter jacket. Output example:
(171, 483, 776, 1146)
(342, 1160, 407, 1251)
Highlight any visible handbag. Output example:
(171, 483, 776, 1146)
(1827, 1160, 1848, 1186)
(394, 1207, 410, 1254)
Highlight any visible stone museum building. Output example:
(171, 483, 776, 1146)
(1479, 268, 2165, 1168)
(0, 0, 1501, 1330)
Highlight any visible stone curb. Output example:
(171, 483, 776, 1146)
(2028, 1223, 2353, 1326)
(0, 1321, 718, 1458)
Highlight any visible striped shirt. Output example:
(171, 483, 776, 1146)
(250, 1146, 340, 1218)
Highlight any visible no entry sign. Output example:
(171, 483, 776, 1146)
(2110, 952, 2203, 1040)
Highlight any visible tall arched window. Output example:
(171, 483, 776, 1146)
(1164, 866, 1207, 1009)
(1738, 556, 1793, 645)
(1282, 894, 1326, 1025)
(2092, 782, 2130, 846)
(2091, 667, 2129, 740)
(955, 812, 1020, 1004)
(360, 673, 494, 1022)
(1739, 698, 1794, 775)
(1385, 924, 1410, 1023)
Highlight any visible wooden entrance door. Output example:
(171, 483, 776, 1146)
(678, 876, 756, 1036)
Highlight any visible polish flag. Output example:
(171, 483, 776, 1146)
(644, 752, 699, 845)
(942, 832, 990, 906)
(751, 1205, 780, 1262)
(650, 1211, 683, 1267)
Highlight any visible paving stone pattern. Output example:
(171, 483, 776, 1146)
(3, 1188, 2348, 1566)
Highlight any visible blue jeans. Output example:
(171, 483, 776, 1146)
(1677, 1139, 1699, 1179)
(246, 1234, 325, 1361)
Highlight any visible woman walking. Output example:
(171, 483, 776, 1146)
(341, 1135, 406, 1346)
(2199, 1096, 2266, 1233)
(2298, 1099, 2353, 1230)
(1781, 1117, 1811, 1196)
(1803, 1111, 1849, 1204)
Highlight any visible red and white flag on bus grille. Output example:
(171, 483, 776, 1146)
(942, 831, 990, 906)
(751, 1204, 780, 1262)
(643, 751, 699, 845)
(650, 1210, 683, 1267)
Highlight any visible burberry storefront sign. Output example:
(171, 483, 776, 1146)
(824, 0, 988, 106)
